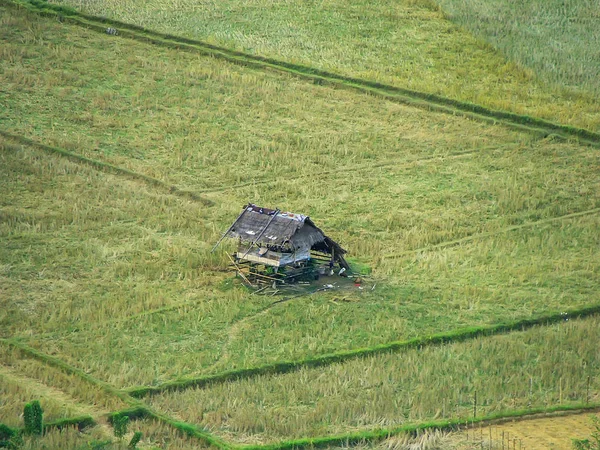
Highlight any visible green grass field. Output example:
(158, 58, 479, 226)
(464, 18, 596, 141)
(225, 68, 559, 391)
(47, 0, 600, 132)
(1, 1, 599, 448)
(438, 0, 600, 94)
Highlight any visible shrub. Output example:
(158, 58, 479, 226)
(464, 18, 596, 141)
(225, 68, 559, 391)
(128, 431, 142, 449)
(23, 400, 43, 436)
(112, 414, 129, 439)
(573, 416, 600, 450)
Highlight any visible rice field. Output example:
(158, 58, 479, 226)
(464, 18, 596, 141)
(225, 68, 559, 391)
(4, 138, 599, 387)
(47, 0, 600, 132)
(0, 421, 210, 450)
(2, 2, 599, 447)
(438, 0, 600, 94)
(148, 317, 600, 443)
(0, 5, 533, 192)
(0, 368, 82, 428)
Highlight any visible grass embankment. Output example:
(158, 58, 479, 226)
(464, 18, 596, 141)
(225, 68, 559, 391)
(46, 0, 600, 132)
(437, 0, 600, 95)
(148, 317, 600, 444)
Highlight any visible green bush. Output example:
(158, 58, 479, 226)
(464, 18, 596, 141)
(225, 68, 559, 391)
(128, 431, 142, 449)
(112, 414, 129, 439)
(23, 400, 43, 436)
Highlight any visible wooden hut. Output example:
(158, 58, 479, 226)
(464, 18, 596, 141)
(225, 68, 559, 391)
(213, 204, 349, 286)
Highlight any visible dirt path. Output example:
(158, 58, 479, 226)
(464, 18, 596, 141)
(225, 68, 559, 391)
(458, 412, 599, 449)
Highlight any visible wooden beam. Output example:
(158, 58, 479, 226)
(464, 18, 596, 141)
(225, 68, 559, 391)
(211, 206, 249, 253)
(227, 253, 254, 286)
(240, 209, 280, 259)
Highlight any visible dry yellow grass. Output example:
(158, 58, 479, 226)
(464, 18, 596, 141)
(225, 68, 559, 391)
(453, 413, 600, 450)
(1, 7, 599, 448)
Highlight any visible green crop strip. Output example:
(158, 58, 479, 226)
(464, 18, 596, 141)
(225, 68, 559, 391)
(0, 130, 212, 206)
(0, 416, 95, 441)
(5, 0, 600, 148)
(43, 416, 96, 432)
(126, 304, 600, 398)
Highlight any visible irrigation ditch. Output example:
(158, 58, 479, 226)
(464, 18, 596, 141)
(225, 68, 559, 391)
(4, 0, 600, 148)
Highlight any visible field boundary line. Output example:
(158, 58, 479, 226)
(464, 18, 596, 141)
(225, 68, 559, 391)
(384, 207, 600, 259)
(0, 339, 231, 449)
(125, 304, 600, 397)
(196, 146, 492, 194)
(106, 406, 231, 449)
(0, 130, 213, 206)
(6, 0, 600, 147)
(0, 338, 134, 405)
(235, 403, 600, 450)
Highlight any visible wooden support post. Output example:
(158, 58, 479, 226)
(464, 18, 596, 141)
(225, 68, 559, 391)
(227, 253, 253, 287)
(586, 375, 591, 404)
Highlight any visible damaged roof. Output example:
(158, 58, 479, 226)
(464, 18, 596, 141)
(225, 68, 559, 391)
(225, 204, 346, 254)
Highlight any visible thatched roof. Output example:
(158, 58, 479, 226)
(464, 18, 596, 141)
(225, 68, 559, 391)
(225, 204, 346, 255)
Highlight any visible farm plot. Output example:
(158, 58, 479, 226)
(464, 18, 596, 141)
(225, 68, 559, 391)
(0, 421, 210, 450)
(16, 201, 600, 388)
(147, 316, 600, 444)
(0, 341, 128, 413)
(0, 5, 533, 193)
(5, 130, 599, 388)
(200, 213, 600, 374)
(46, 0, 600, 131)
(0, 366, 85, 428)
(0, 138, 248, 338)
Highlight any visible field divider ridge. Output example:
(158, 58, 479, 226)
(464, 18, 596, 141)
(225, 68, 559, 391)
(6, 0, 600, 147)
(125, 304, 600, 398)
(236, 402, 600, 450)
(106, 405, 232, 449)
(0, 339, 233, 449)
(384, 207, 600, 259)
(0, 130, 213, 206)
